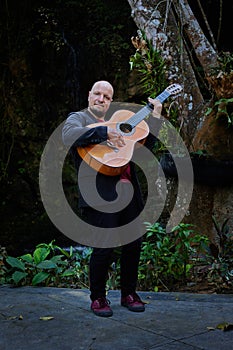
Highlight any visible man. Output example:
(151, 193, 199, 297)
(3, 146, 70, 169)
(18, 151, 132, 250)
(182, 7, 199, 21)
(62, 80, 162, 317)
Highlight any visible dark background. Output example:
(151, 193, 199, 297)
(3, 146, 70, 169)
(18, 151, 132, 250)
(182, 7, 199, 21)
(0, 0, 232, 255)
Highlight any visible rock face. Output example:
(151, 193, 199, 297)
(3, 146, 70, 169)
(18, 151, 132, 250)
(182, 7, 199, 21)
(192, 111, 233, 161)
(189, 78, 233, 241)
(183, 183, 233, 242)
(159, 103, 233, 242)
(161, 158, 233, 242)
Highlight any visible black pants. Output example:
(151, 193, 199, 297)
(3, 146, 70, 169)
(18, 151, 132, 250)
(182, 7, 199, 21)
(83, 206, 142, 301)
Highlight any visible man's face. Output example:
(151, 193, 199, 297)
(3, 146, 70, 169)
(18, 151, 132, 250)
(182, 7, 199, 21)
(88, 82, 113, 118)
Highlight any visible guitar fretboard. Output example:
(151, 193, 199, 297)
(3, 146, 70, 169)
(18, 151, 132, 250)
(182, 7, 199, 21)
(127, 89, 170, 128)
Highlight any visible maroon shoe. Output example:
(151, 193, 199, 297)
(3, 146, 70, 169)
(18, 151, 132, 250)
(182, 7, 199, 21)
(121, 293, 145, 312)
(91, 297, 113, 317)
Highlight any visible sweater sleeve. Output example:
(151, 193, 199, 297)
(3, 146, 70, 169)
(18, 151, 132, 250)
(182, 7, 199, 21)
(62, 112, 108, 148)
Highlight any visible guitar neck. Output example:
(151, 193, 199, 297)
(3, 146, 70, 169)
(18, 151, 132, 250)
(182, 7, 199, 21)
(148, 89, 170, 105)
(127, 89, 170, 128)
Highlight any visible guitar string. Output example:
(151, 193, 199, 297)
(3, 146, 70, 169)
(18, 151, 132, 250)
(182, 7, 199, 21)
(127, 90, 170, 128)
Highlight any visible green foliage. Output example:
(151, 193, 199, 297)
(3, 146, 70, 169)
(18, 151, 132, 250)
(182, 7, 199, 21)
(211, 51, 233, 75)
(1, 223, 232, 294)
(218, 52, 233, 73)
(207, 216, 233, 291)
(152, 120, 184, 157)
(106, 253, 121, 291)
(0, 246, 8, 285)
(129, 33, 167, 98)
(206, 52, 233, 129)
(2, 240, 92, 288)
(206, 97, 233, 127)
(190, 149, 210, 158)
(138, 222, 209, 292)
(129, 32, 180, 158)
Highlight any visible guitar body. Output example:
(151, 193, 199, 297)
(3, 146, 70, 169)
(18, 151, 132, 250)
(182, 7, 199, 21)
(77, 109, 149, 176)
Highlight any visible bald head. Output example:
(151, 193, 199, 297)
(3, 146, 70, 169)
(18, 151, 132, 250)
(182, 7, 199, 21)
(90, 81, 114, 96)
(88, 81, 114, 119)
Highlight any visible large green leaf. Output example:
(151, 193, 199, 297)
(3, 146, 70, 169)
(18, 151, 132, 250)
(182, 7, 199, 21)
(61, 269, 75, 277)
(20, 254, 33, 264)
(6, 257, 25, 271)
(36, 260, 57, 269)
(32, 271, 49, 285)
(12, 271, 27, 284)
(50, 255, 65, 264)
(33, 248, 50, 264)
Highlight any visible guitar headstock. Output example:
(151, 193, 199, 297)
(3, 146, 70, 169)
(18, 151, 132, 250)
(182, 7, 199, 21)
(148, 83, 183, 106)
(165, 83, 183, 96)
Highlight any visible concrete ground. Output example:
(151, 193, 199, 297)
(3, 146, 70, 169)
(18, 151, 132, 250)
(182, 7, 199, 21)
(0, 286, 233, 350)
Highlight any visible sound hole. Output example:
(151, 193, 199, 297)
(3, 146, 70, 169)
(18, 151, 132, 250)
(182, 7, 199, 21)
(119, 123, 133, 133)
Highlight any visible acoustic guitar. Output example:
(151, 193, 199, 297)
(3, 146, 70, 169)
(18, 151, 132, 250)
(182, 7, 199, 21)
(77, 83, 182, 176)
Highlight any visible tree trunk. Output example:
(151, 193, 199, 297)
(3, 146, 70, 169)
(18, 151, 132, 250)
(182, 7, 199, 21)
(127, 0, 216, 144)
(127, 0, 233, 242)
(177, 0, 218, 75)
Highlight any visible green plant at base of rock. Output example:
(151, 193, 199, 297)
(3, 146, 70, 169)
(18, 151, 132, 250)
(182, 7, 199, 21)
(1, 240, 92, 288)
(207, 216, 233, 291)
(138, 222, 209, 292)
(3, 221, 232, 294)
